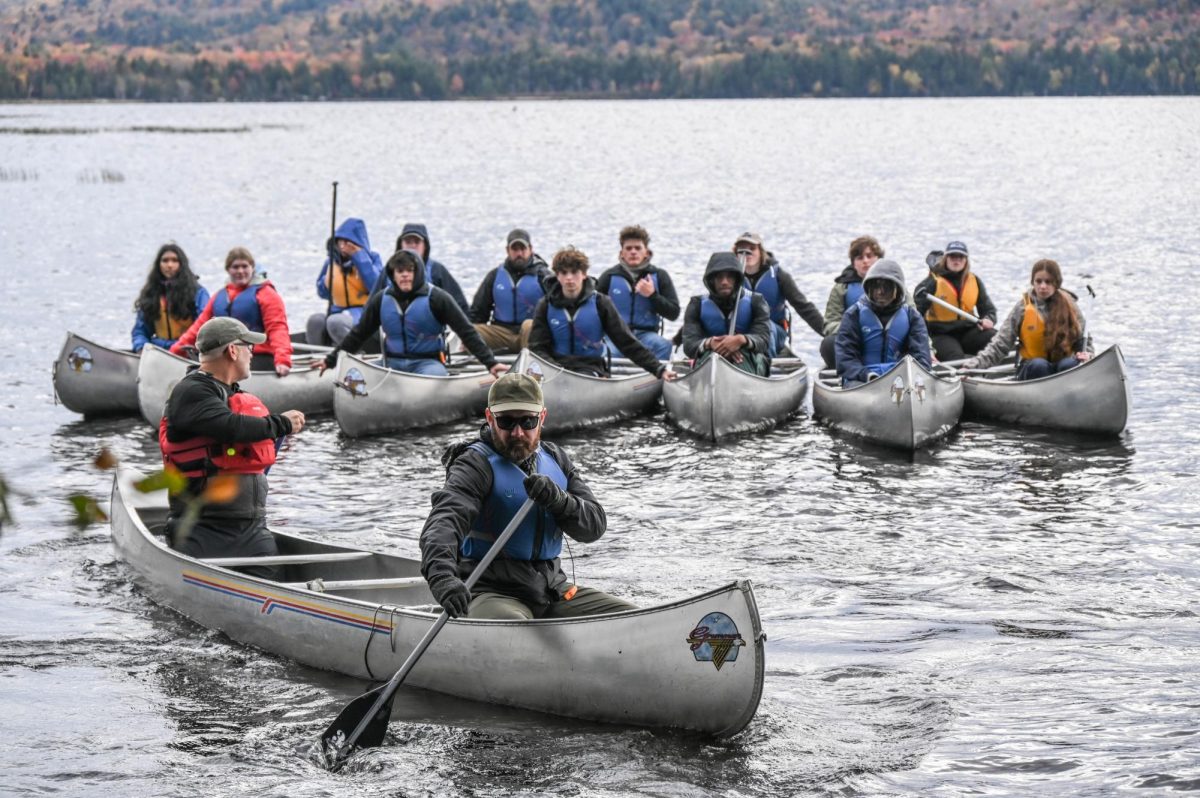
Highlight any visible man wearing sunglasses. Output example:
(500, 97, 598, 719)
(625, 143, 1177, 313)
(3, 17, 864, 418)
(159, 317, 306, 580)
(418, 373, 636, 620)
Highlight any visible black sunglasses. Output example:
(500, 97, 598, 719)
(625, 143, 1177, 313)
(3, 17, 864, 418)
(494, 415, 540, 431)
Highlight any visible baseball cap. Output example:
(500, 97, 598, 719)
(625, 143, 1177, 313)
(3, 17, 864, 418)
(196, 317, 266, 354)
(506, 228, 531, 248)
(488, 373, 544, 414)
(945, 241, 969, 256)
(735, 231, 763, 248)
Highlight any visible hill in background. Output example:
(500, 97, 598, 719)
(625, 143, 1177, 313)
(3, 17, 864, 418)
(2, 0, 1197, 100)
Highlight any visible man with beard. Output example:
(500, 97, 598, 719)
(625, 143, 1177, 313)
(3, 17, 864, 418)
(418, 373, 637, 620)
(732, 231, 824, 358)
(469, 228, 552, 354)
(595, 225, 680, 360)
(680, 252, 773, 376)
(316, 250, 505, 377)
(528, 246, 676, 380)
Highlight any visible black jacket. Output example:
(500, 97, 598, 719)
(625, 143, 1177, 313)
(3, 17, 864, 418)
(528, 277, 666, 378)
(161, 368, 293, 521)
(327, 252, 497, 369)
(745, 255, 825, 336)
(594, 261, 681, 325)
(419, 428, 606, 609)
(469, 254, 552, 328)
(913, 269, 999, 336)
(680, 253, 773, 359)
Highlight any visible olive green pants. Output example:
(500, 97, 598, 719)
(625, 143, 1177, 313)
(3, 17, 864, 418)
(473, 320, 532, 355)
(467, 587, 636, 620)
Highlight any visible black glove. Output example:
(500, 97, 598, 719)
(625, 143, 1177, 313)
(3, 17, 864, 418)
(323, 351, 337, 370)
(523, 474, 571, 516)
(428, 574, 471, 618)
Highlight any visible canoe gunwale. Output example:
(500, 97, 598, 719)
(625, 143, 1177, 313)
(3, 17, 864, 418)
(663, 353, 809, 441)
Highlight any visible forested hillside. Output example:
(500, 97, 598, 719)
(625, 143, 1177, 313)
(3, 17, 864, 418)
(1, 0, 1196, 100)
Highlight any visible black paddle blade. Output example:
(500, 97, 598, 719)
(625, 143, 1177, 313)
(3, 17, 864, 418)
(320, 684, 396, 770)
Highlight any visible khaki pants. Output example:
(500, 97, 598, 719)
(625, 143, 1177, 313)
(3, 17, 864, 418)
(468, 587, 637, 620)
(473, 321, 532, 354)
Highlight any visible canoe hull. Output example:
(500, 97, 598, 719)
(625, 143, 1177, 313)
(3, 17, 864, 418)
(962, 344, 1130, 436)
(812, 357, 964, 450)
(109, 471, 763, 737)
(137, 344, 335, 426)
(52, 332, 140, 416)
(662, 355, 808, 441)
(513, 350, 663, 434)
(332, 353, 495, 437)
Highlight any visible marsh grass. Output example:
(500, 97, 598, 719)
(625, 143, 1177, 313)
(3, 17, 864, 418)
(0, 167, 38, 181)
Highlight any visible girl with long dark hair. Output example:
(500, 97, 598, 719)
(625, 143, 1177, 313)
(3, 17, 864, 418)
(132, 244, 210, 352)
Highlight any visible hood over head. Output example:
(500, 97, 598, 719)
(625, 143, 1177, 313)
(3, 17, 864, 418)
(385, 249, 428, 295)
(703, 251, 745, 295)
(396, 222, 431, 260)
(333, 218, 372, 252)
(862, 259, 906, 313)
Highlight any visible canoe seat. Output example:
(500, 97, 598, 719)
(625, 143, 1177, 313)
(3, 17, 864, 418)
(282, 576, 427, 592)
(201, 551, 372, 567)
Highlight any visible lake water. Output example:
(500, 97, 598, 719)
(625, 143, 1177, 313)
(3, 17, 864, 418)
(1, 97, 1198, 797)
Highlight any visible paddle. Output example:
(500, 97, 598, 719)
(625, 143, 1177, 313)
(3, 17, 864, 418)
(324, 181, 339, 337)
(320, 497, 536, 771)
(925, 293, 982, 325)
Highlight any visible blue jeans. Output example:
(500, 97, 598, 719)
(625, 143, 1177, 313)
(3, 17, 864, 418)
(1017, 356, 1079, 381)
(606, 329, 671, 360)
(769, 322, 790, 357)
(386, 356, 448, 376)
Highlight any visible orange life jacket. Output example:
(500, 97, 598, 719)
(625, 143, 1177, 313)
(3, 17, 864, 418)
(1018, 293, 1047, 361)
(153, 296, 199, 341)
(924, 272, 980, 323)
(158, 391, 277, 477)
(330, 262, 370, 308)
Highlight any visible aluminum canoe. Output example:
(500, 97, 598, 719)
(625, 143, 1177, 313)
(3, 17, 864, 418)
(109, 469, 764, 737)
(812, 356, 964, 450)
(661, 354, 809, 441)
(512, 349, 664, 434)
(136, 343, 336, 426)
(961, 344, 1130, 435)
(52, 332, 141, 417)
(333, 352, 497, 437)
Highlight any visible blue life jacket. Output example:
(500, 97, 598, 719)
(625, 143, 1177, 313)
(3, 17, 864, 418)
(607, 271, 660, 331)
(846, 281, 864, 307)
(462, 444, 568, 561)
(548, 296, 606, 359)
(211, 283, 264, 332)
(492, 268, 544, 325)
(858, 298, 910, 372)
(380, 293, 444, 357)
(751, 267, 787, 325)
(700, 295, 752, 337)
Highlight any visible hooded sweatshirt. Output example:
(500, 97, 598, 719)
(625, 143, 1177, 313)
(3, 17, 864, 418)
(324, 251, 497, 370)
(528, 275, 666, 378)
(680, 252, 772, 359)
(469, 252, 553, 328)
(317, 218, 384, 314)
(834, 259, 931, 383)
(374, 223, 471, 314)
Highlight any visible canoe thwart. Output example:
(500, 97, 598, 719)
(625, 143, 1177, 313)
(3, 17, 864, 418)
(201, 551, 373, 567)
(284, 576, 428, 592)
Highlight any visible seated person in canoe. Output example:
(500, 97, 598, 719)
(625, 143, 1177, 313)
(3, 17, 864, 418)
(821, 235, 884, 368)
(913, 240, 998, 361)
(171, 247, 294, 376)
(529, 246, 677, 381)
(132, 243, 210, 353)
(595, 225, 680, 360)
(468, 228, 551, 354)
(419, 373, 637, 620)
(159, 318, 306, 580)
(734, 231, 824, 358)
(962, 258, 1093, 380)
(834, 259, 932, 387)
(318, 250, 507, 378)
(680, 252, 772, 376)
(307, 217, 383, 346)
(375, 222, 471, 316)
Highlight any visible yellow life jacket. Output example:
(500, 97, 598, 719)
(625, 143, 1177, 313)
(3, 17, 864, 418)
(330, 263, 370, 308)
(924, 272, 980, 323)
(153, 296, 198, 341)
(1018, 292, 1047, 361)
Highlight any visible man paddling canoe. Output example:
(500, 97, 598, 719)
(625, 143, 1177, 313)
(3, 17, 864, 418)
(419, 373, 636, 619)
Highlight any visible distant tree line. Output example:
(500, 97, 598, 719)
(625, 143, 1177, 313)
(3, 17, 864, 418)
(1, 38, 1196, 101)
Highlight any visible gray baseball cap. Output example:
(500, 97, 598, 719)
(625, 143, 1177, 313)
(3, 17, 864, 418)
(506, 228, 532, 248)
(196, 317, 266, 354)
(488, 373, 544, 413)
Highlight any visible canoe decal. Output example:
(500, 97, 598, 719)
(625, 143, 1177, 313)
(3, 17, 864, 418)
(341, 368, 367, 397)
(182, 571, 392, 634)
(67, 346, 94, 373)
(686, 612, 746, 671)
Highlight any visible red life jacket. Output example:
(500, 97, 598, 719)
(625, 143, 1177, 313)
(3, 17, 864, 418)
(158, 391, 277, 477)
